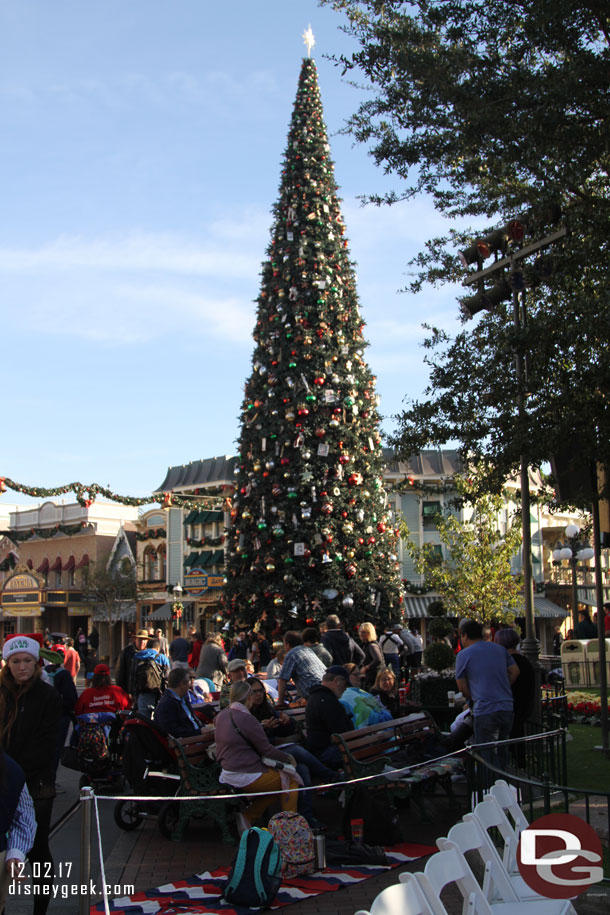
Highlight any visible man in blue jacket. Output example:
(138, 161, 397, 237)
(154, 669, 206, 738)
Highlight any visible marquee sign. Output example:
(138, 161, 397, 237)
(184, 568, 224, 596)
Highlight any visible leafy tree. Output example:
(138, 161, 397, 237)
(223, 57, 404, 630)
(401, 477, 524, 625)
(325, 0, 610, 499)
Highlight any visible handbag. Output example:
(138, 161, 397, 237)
(229, 711, 297, 776)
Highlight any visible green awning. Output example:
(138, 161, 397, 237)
(184, 510, 198, 525)
(195, 510, 223, 524)
(184, 552, 200, 568)
(198, 549, 224, 568)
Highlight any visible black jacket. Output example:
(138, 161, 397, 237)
(2, 677, 62, 795)
(115, 642, 137, 693)
(305, 684, 353, 754)
(322, 629, 365, 666)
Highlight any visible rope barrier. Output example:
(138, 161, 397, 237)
(90, 729, 563, 805)
(76, 725, 563, 909)
(93, 795, 111, 915)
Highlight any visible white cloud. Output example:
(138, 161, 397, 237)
(0, 231, 261, 277)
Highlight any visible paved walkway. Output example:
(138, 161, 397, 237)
(76, 777, 610, 915)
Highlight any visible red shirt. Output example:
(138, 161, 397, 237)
(63, 646, 81, 679)
(74, 685, 130, 716)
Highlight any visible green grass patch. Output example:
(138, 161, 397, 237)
(566, 724, 610, 792)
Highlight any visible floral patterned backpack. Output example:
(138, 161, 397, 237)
(268, 811, 315, 877)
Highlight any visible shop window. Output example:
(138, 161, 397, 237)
(68, 568, 75, 587)
(158, 545, 167, 581)
(54, 570, 62, 587)
(144, 547, 159, 580)
(429, 544, 444, 565)
(422, 501, 442, 530)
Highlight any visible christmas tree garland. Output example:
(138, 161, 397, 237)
(0, 477, 230, 510)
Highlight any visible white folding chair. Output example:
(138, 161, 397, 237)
(489, 780, 530, 833)
(413, 846, 575, 915)
(354, 875, 436, 915)
(437, 819, 576, 912)
(471, 794, 521, 874)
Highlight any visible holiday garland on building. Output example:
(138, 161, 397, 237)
(0, 477, 228, 510)
(223, 57, 404, 629)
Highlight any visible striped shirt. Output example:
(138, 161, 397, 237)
(7, 784, 36, 861)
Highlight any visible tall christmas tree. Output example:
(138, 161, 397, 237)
(224, 52, 404, 631)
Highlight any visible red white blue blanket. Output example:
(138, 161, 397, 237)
(92, 843, 435, 914)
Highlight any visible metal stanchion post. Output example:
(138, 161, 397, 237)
(79, 786, 94, 915)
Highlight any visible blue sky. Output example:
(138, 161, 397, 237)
(1, 1, 463, 504)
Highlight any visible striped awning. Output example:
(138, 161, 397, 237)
(533, 596, 570, 619)
(403, 594, 569, 619)
(403, 596, 439, 618)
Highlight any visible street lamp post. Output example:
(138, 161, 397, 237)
(552, 523, 594, 628)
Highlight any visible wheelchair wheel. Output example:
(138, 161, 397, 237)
(158, 801, 179, 839)
(114, 799, 143, 831)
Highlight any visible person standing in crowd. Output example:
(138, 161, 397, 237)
(494, 629, 536, 766)
(155, 628, 169, 657)
(552, 626, 563, 656)
(88, 626, 99, 653)
(358, 622, 384, 687)
(301, 627, 333, 668)
(61, 637, 80, 681)
(378, 624, 404, 678)
(188, 628, 203, 671)
(574, 610, 597, 639)
(195, 632, 229, 688)
(276, 631, 326, 705)
(455, 619, 519, 770)
(169, 629, 190, 670)
(0, 635, 62, 915)
(75, 628, 88, 662)
(322, 614, 365, 666)
(228, 631, 249, 662)
(41, 645, 78, 779)
(115, 629, 149, 694)
(409, 626, 423, 667)
(129, 637, 169, 718)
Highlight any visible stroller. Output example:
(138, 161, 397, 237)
(64, 710, 125, 790)
(114, 713, 180, 835)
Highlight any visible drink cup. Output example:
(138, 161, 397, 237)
(447, 690, 455, 707)
(398, 687, 407, 705)
(351, 818, 364, 843)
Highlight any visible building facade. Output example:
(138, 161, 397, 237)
(0, 500, 138, 641)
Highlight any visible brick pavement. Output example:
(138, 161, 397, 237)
(95, 783, 610, 914)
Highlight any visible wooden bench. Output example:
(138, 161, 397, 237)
(164, 730, 242, 844)
(331, 711, 463, 819)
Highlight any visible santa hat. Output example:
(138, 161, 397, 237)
(2, 635, 41, 662)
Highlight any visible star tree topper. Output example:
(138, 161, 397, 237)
(302, 25, 315, 57)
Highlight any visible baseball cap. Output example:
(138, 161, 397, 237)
(227, 658, 247, 672)
(94, 663, 110, 676)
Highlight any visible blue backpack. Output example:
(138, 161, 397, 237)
(223, 827, 282, 909)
